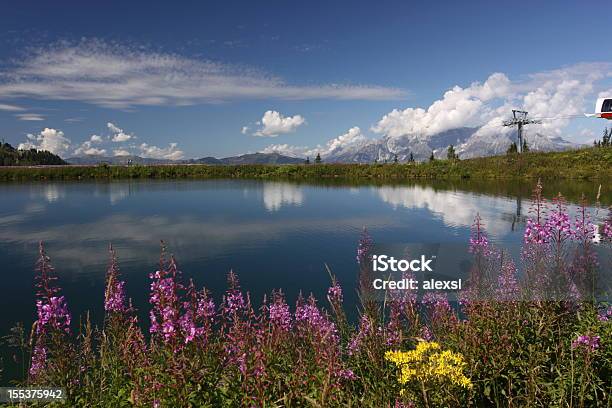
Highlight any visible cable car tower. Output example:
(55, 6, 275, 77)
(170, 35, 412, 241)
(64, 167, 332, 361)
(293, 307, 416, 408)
(503, 110, 541, 153)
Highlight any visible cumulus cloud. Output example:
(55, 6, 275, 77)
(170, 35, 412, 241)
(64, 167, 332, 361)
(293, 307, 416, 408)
(253, 110, 306, 137)
(18, 128, 72, 157)
(73, 138, 108, 156)
(107, 122, 132, 142)
(139, 142, 184, 160)
(241, 126, 249, 134)
(15, 113, 45, 121)
(262, 126, 369, 158)
(75, 146, 107, 156)
(261, 143, 310, 157)
(323, 126, 368, 154)
(0, 40, 405, 109)
(113, 149, 131, 157)
(372, 63, 612, 143)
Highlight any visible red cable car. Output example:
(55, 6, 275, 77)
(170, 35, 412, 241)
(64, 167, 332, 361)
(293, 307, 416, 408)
(586, 97, 612, 119)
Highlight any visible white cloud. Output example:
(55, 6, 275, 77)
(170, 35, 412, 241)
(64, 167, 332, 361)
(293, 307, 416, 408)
(139, 142, 184, 160)
(323, 126, 368, 154)
(241, 126, 249, 134)
(112, 133, 131, 142)
(83, 147, 106, 155)
(0, 103, 25, 111)
(73, 138, 108, 156)
(261, 126, 369, 158)
(107, 122, 132, 142)
(107, 122, 121, 133)
(253, 110, 306, 137)
(18, 128, 72, 157)
(15, 113, 45, 121)
(372, 73, 512, 138)
(0, 40, 405, 109)
(261, 143, 310, 157)
(113, 149, 131, 157)
(372, 63, 612, 143)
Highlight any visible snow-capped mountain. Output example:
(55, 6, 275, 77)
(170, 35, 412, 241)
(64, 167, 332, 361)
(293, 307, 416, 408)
(457, 131, 578, 159)
(323, 127, 578, 163)
(324, 127, 477, 162)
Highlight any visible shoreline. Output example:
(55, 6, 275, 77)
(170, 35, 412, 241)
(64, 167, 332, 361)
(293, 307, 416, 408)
(0, 147, 611, 182)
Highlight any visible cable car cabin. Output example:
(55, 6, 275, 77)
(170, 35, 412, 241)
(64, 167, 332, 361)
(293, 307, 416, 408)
(589, 97, 612, 119)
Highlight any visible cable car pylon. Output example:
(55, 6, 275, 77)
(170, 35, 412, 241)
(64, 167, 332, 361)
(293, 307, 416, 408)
(503, 110, 541, 154)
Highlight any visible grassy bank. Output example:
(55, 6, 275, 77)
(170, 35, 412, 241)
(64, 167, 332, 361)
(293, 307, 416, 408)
(0, 147, 610, 182)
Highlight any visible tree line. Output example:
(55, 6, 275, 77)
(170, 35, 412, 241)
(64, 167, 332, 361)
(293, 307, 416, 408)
(0, 142, 67, 166)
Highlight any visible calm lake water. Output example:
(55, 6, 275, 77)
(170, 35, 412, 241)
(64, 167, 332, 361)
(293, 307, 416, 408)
(0, 178, 609, 381)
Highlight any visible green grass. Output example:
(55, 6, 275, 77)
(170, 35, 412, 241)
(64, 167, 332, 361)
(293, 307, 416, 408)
(0, 147, 610, 182)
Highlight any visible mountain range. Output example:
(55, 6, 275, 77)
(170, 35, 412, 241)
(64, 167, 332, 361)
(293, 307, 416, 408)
(66, 127, 580, 165)
(321, 127, 579, 163)
(66, 152, 304, 165)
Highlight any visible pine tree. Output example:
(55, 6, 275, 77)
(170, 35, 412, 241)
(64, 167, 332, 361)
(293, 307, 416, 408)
(446, 144, 458, 160)
(314, 153, 321, 164)
(393, 154, 398, 163)
(603, 127, 610, 147)
(305, 156, 310, 164)
(429, 151, 435, 162)
(507, 142, 518, 154)
(409, 152, 415, 162)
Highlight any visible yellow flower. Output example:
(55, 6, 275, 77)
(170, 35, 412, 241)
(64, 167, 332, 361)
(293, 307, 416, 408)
(385, 341, 473, 390)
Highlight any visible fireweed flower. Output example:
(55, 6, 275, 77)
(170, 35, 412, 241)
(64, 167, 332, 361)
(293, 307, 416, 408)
(422, 292, 452, 324)
(420, 325, 434, 341)
(221, 270, 246, 319)
(571, 334, 601, 352)
(348, 314, 376, 355)
(496, 258, 519, 301)
(338, 368, 357, 380)
(469, 213, 490, 255)
(602, 217, 612, 241)
(295, 296, 347, 383)
(295, 297, 338, 342)
(597, 305, 612, 322)
(30, 242, 71, 378)
(104, 245, 129, 314)
(179, 279, 216, 345)
(149, 248, 184, 346)
(36, 296, 71, 334)
(546, 193, 573, 245)
(268, 294, 291, 332)
(327, 282, 343, 305)
(29, 342, 47, 378)
(523, 180, 551, 245)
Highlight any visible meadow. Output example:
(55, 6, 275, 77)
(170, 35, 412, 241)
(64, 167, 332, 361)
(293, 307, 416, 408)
(2, 181, 611, 407)
(0, 147, 611, 183)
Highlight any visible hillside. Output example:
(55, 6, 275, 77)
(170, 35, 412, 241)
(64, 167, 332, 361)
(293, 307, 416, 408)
(0, 142, 66, 166)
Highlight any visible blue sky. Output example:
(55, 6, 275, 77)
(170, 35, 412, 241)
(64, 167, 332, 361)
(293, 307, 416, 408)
(0, 0, 610, 159)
